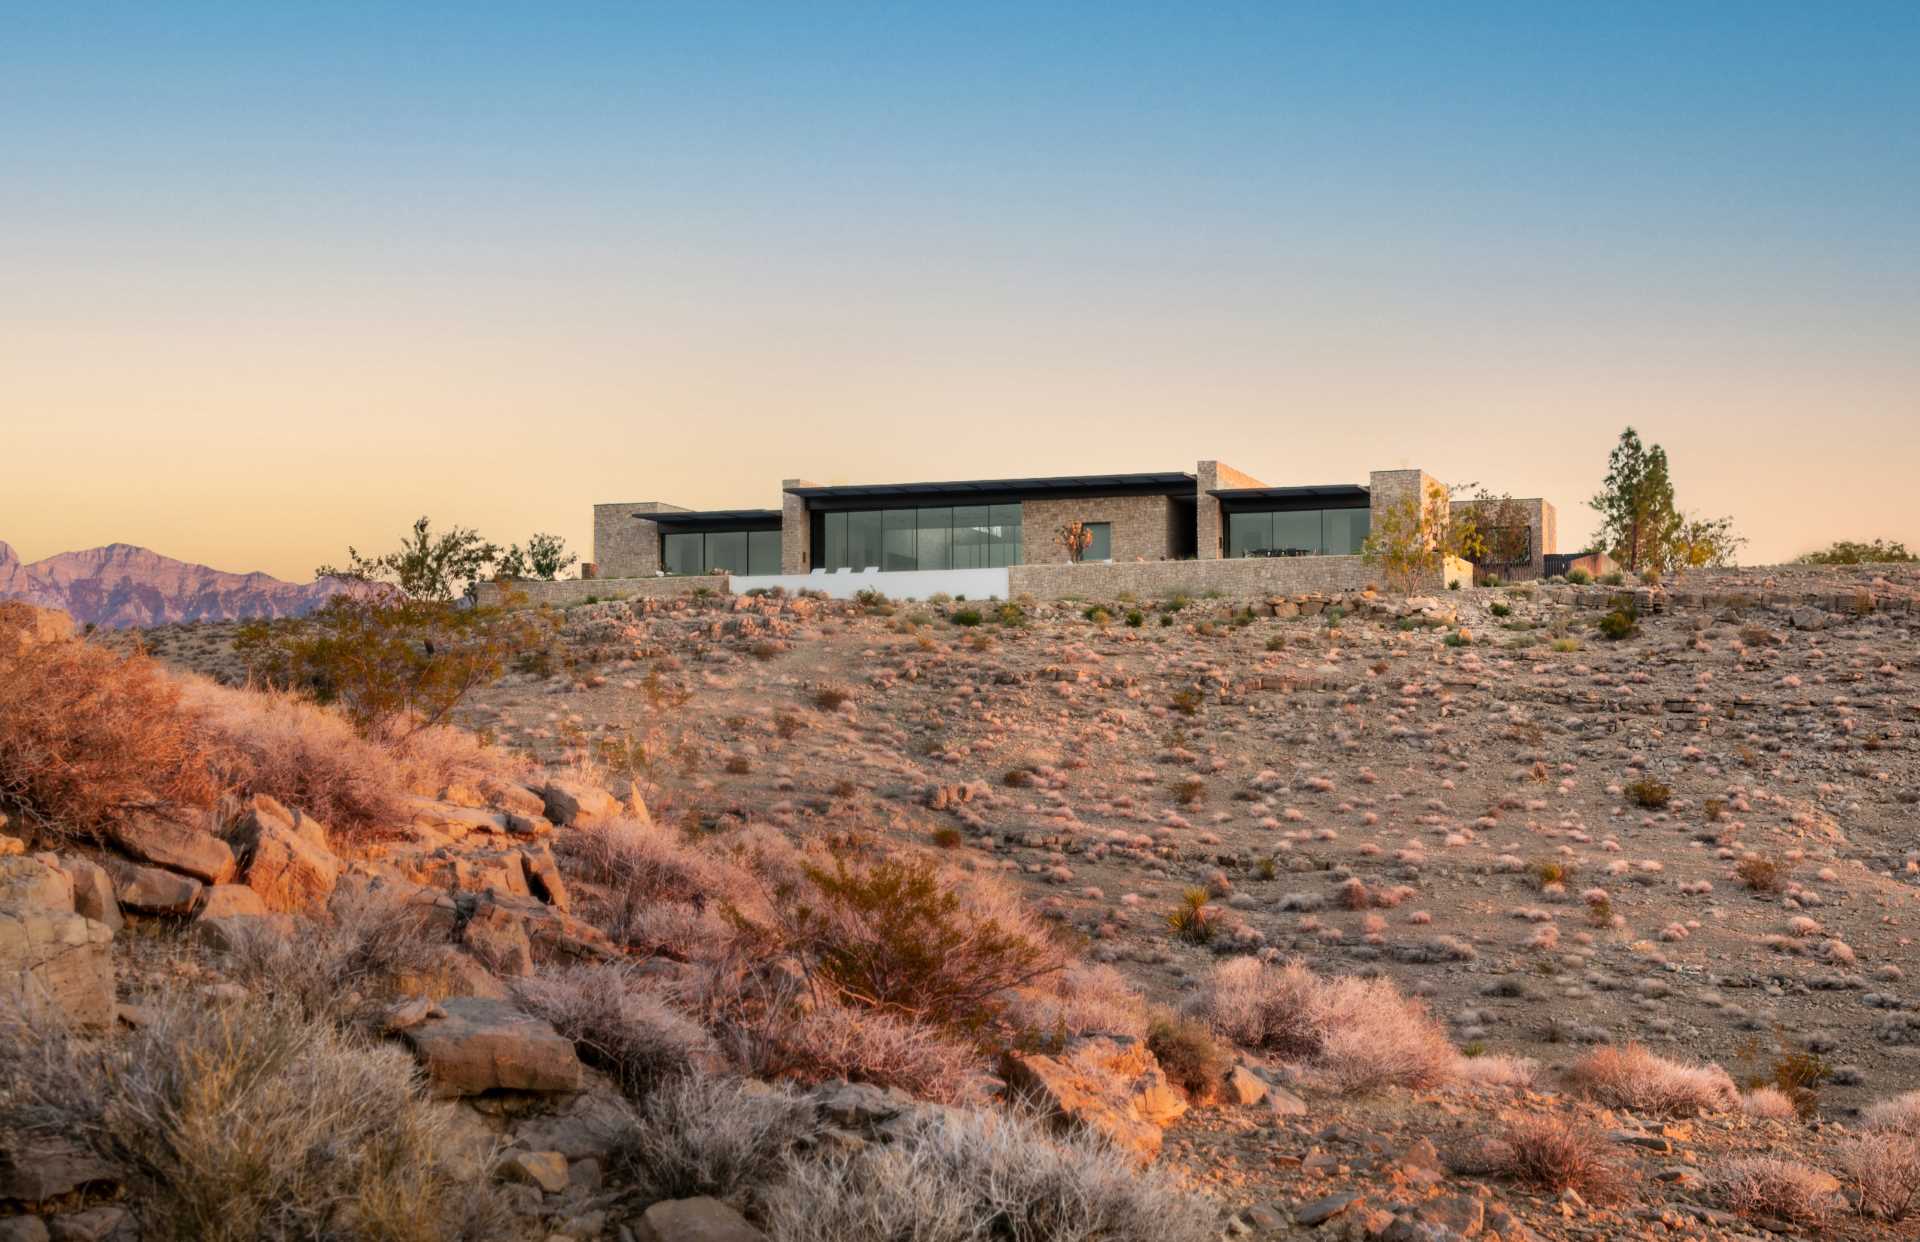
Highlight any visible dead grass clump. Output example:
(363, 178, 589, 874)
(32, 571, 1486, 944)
(1490, 1113, 1633, 1200)
(1452, 1053, 1540, 1091)
(764, 1105, 1216, 1242)
(0, 616, 226, 839)
(512, 964, 719, 1098)
(738, 996, 986, 1107)
(0, 993, 504, 1242)
(1842, 1133, 1920, 1221)
(1865, 1091, 1920, 1138)
(610, 1073, 825, 1211)
(216, 890, 448, 1022)
(1003, 964, 1151, 1041)
(812, 685, 852, 711)
(1738, 1086, 1800, 1121)
(1568, 1043, 1738, 1117)
(1193, 957, 1455, 1093)
(1708, 1156, 1841, 1225)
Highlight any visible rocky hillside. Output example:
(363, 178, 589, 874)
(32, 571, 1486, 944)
(0, 541, 365, 628)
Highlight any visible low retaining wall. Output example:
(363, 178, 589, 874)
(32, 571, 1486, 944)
(1007, 556, 1398, 600)
(473, 576, 727, 608)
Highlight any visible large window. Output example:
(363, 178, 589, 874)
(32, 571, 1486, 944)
(661, 529, 781, 576)
(818, 504, 1022, 572)
(1227, 508, 1370, 558)
(1084, 522, 1112, 561)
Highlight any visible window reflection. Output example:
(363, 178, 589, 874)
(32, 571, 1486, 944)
(817, 504, 1025, 572)
(1226, 508, 1371, 557)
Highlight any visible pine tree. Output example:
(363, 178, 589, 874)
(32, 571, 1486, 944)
(1589, 428, 1678, 572)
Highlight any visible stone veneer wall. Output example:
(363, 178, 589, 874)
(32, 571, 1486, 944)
(1445, 497, 1558, 581)
(593, 502, 688, 579)
(473, 575, 724, 608)
(780, 480, 816, 574)
(1008, 555, 1403, 600)
(1020, 495, 1178, 564)
(1195, 460, 1268, 560)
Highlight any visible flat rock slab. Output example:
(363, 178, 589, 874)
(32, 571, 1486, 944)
(400, 997, 581, 1098)
(0, 906, 114, 1030)
(108, 862, 202, 915)
(633, 1197, 767, 1242)
(107, 812, 234, 884)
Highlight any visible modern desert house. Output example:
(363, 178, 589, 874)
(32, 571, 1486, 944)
(568, 461, 1556, 603)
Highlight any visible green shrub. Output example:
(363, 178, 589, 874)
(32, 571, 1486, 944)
(1125, 609, 1145, 628)
(950, 608, 984, 627)
(1599, 572, 1625, 586)
(1170, 688, 1203, 717)
(1566, 568, 1592, 585)
(1167, 889, 1215, 944)
(1626, 778, 1671, 809)
(1598, 608, 1638, 641)
(1146, 1016, 1232, 1100)
(1490, 602, 1511, 618)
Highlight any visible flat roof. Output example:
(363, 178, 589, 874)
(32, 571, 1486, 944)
(1209, 484, 1369, 502)
(644, 508, 782, 528)
(787, 471, 1196, 500)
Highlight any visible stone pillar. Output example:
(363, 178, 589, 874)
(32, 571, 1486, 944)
(593, 501, 686, 579)
(781, 480, 817, 574)
(1195, 460, 1267, 560)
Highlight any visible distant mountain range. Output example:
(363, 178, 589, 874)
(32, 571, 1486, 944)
(0, 542, 370, 628)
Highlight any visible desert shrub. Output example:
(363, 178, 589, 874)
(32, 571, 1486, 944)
(1566, 568, 1592, 584)
(1124, 609, 1145, 628)
(1739, 1086, 1800, 1121)
(735, 995, 985, 1106)
(762, 1105, 1217, 1242)
(1568, 1043, 1738, 1117)
(774, 848, 1067, 1029)
(1192, 957, 1455, 1093)
(1625, 778, 1672, 809)
(513, 964, 718, 1098)
(1597, 608, 1638, 641)
(181, 678, 526, 838)
(1003, 965, 1151, 1041)
(1169, 688, 1203, 717)
(853, 588, 891, 612)
(1003, 767, 1035, 788)
(1736, 855, 1784, 892)
(813, 685, 852, 711)
(1599, 571, 1626, 586)
(216, 891, 449, 1022)
(1866, 1091, 1920, 1138)
(1146, 1016, 1232, 1100)
(931, 826, 963, 849)
(1451, 1053, 1539, 1090)
(0, 993, 504, 1242)
(233, 597, 548, 738)
(1842, 1133, 1920, 1221)
(1745, 1048, 1830, 1118)
(949, 608, 983, 627)
(1709, 1156, 1841, 1225)
(1169, 775, 1206, 805)
(610, 1074, 826, 1211)
(1529, 858, 1571, 888)
(0, 613, 227, 839)
(1490, 1114, 1632, 1200)
(1550, 637, 1581, 653)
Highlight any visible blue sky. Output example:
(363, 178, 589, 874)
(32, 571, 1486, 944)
(4, 2, 1916, 574)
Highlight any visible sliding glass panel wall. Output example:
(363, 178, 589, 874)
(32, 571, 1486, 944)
(1226, 508, 1371, 558)
(817, 504, 1023, 572)
(660, 529, 782, 575)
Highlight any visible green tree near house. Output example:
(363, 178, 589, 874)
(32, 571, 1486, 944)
(1588, 428, 1743, 574)
(316, 516, 501, 601)
(1794, 538, 1916, 565)
(495, 532, 577, 582)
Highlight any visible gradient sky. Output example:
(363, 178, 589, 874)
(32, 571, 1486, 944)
(5, 2, 1917, 579)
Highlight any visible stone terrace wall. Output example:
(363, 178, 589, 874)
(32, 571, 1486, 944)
(1007, 555, 1396, 600)
(474, 576, 726, 608)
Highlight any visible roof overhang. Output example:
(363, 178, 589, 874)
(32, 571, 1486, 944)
(788, 472, 1196, 508)
(642, 509, 782, 531)
(1210, 484, 1369, 504)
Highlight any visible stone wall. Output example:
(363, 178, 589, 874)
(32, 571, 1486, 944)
(780, 480, 816, 574)
(1195, 460, 1267, 560)
(1020, 495, 1179, 564)
(1450, 496, 1558, 581)
(474, 575, 724, 608)
(1007, 554, 1395, 600)
(593, 501, 688, 578)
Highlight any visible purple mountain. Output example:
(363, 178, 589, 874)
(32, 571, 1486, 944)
(0, 541, 371, 628)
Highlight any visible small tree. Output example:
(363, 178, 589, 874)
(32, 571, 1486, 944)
(1589, 428, 1678, 573)
(233, 595, 548, 739)
(1363, 480, 1484, 593)
(1665, 512, 1746, 572)
(1056, 521, 1094, 564)
(496, 533, 577, 581)
(316, 516, 500, 602)
(1457, 488, 1531, 579)
(1795, 539, 1916, 565)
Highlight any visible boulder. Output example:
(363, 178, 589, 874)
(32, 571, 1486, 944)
(1001, 1035, 1186, 1163)
(45, 1206, 134, 1242)
(520, 844, 571, 911)
(230, 799, 339, 913)
(109, 861, 202, 915)
(1223, 1064, 1268, 1106)
(633, 1197, 768, 1242)
(59, 858, 121, 932)
(539, 780, 621, 828)
(197, 884, 269, 919)
(0, 1217, 48, 1242)
(106, 811, 234, 884)
(0, 867, 114, 1029)
(0, 1134, 116, 1202)
(0, 603, 74, 647)
(497, 1149, 569, 1194)
(461, 903, 534, 976)
(400, 997, 582, 1098)
(195, 913, 296, 955)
